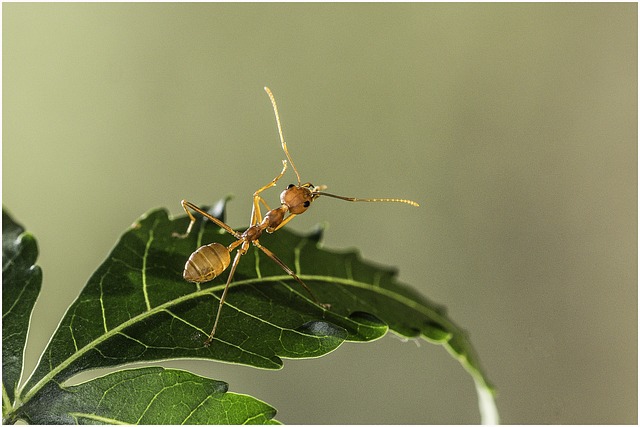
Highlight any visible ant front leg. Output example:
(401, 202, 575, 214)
(266, 212, 298, 233)
(250, 160, 288, 225)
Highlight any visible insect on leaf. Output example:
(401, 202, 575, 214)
(2, 208, 281, 425)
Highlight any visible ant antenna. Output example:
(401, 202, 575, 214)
(264, 87, 302, 186)
(264, 87, 419, 208)
(316, 191, 420, 207)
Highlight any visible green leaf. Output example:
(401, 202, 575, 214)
(19, 366, 279, 424)
(2, 210, 43, 406)
(9, 202, 497, 423)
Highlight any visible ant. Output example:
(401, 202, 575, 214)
(175, 87, 419, 346)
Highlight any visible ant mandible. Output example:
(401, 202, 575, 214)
(175, 87, 419, 346)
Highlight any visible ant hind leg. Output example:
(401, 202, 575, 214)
(253, 241, 328, 308)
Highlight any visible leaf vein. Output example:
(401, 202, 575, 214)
(98, 266, 111, 333)
(141, 224, 156, 312)
(69, 412, 128, 424)
(293, 238, 308, 275)
(254, 247, 262, 279)
(181, 393, 214, 424)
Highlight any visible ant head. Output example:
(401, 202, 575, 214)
(281, 183, 324, 214)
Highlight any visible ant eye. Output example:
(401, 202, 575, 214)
(303, 201, 310, 207)
(287, 184, 295, 189)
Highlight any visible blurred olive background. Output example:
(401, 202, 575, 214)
(3, 3, 637, 424)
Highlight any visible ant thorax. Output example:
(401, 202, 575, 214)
(263, 206, 286, 233)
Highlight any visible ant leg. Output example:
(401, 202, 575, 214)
(257, 196, 272, 215)
(264, 87, 302, 185)
(174, 200, 240, 239)
(250, 160, 288, 225)
(266, 212, 298, 233)
(255, 159, 288, 196)
(253, 240, 326, 307)
(204, 242, 248, 346)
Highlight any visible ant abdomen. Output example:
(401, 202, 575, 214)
(183, 242, 231, 283)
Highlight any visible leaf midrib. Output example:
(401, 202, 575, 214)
(20, 273, 453, 405)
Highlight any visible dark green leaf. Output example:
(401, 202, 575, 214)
(19, 367, 279, 424)
(2, 209, 42, 405)
(16, 202, 495, 422)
